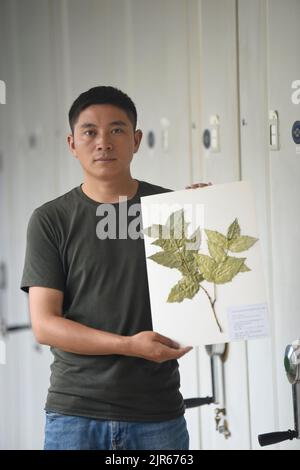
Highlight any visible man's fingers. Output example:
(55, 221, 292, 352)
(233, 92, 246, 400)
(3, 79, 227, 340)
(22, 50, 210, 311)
(167, 345, 193, 360)
(178, 346, 193, 355)
(185, 182, 213, 189)
(154, 332, 180, 349)
(178, 346, 193, 357)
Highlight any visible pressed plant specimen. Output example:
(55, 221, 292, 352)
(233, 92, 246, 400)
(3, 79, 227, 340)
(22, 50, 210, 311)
(143, 210, 258, 333)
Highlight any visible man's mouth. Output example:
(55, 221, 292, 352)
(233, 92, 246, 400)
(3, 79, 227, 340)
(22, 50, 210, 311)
(94, 157, 117, 162)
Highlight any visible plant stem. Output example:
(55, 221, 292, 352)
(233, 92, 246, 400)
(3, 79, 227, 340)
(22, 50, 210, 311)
(200, 284, 223, 333)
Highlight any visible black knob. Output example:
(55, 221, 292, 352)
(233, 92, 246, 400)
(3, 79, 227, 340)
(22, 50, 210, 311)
(258, 429, 297, 446)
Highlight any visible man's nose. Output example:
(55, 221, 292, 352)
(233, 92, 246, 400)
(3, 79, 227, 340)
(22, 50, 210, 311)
(95, 133, 113, 150)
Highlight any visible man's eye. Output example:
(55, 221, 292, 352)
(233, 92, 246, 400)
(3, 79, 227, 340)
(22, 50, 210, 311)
(84, 130, 96, 136)
(112, 128, 122, 134)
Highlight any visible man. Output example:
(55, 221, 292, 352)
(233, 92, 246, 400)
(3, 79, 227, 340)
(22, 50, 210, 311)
(21, 86, 209, 450)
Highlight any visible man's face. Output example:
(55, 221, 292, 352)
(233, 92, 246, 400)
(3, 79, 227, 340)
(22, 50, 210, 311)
(68, 104, 142, 180)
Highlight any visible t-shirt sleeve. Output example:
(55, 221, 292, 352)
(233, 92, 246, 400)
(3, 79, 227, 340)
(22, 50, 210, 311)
(20, 208, 65, 293)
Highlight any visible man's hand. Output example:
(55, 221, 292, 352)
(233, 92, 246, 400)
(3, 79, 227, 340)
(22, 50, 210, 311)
(185, 182, 212, 189)
(127, 331, 193, 363)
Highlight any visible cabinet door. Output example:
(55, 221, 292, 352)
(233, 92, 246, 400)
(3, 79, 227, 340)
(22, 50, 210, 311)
(0, 0, 19, 449)
(267, 1, 300, 448)
(0, 0, 58, 449)
(127, 0, 200, 448)
(196, 0, 251, 449)
(237, 0, 276, 449)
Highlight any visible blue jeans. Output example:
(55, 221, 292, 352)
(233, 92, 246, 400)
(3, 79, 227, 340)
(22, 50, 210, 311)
(44, 412, 189, 450)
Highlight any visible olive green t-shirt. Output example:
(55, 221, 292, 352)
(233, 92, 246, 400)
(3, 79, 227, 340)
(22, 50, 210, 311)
(20, 180, 185, 421)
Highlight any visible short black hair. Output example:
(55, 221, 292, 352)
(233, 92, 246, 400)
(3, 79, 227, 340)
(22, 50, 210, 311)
(68, 86, 137, 133)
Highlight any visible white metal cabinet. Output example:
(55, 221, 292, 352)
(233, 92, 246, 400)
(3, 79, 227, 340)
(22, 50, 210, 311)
(0, 0, 59, 449)
(237, 0, 277, 449)
(265, 0, 300, 450)
(196, 0, 251, 450)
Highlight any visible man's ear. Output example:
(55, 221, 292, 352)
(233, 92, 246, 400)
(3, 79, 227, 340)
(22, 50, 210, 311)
(67, 134, 77, 158)
(133, 129, 143, 153)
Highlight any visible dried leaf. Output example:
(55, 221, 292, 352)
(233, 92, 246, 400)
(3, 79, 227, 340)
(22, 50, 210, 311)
(193, 271, 205, 283)
(148, 251, 183, 270)
(194, 254, 217, 282)
(166, 209, 189, 240)
(167, 276, 200, 303)
(214, 256, 246, 284)
(227, 218, 241, 240)
(146, 209, 257, 335)
(185, 227, 201, 251)
(239, 263, 251, 272)
(143, 224, 167, 239)
(166, 209, 185, 229)
(228, 235, 258, 252)
(151, 238, 178, 252)
(205, 229, 227, 249)
(172, 221, 189, 241)
(207, 241, 227, 264)
(177, 249, 201, 278)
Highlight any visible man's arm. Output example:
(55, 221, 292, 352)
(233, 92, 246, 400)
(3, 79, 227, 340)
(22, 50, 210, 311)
(29, 286, 192, 363)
